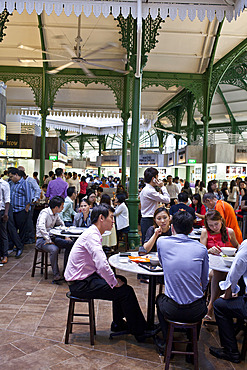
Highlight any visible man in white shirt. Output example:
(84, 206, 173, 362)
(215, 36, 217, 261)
(0, 178, 10, 263)
(36, 196, 73, 283)
(139, 167, 170, 243)
(174, 176, 182, 192)
(166, 175, 179, 206)
(209, 240, 247, 364)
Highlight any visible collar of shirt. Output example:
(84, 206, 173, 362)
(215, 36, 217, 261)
(91, 224, 102, 243)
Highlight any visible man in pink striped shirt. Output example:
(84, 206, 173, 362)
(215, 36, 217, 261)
(65, 204, 159, 341)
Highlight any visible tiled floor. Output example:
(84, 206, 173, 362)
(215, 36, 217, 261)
(0, 244, 246, 369)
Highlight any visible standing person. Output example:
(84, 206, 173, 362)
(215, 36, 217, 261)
(67, 172, 80, 208)
(46, 168, 68, 200)
(18, 166, 41, 244)
(221, 181, 229, 202)
(100, 177, 110, 188)
(190, 193, 206, 228)
(8, 167, 31, 253)
(78, 176, 88, 205)
(33, 172, 39, 185)
(0, 177, 10, 263)
(44, 171, 54, 185)
(209, 240, 247, 364)
(36, 196, 74, 283)
(64, 204, 159, 342)
(139, 167, 170, 243)
(195, 179, 200, 193)
(227, 180, 238, 208)
(155, 211, 208, 354)
(208, 180, 223, 200)
(195, 180, 207, 201)
(114, 193, 129, 236)
(182, 180, 193, 200)
(200, 210, 239, 319)
(86, 189, 97, 208)
(174, 176, 182, 192)
(166, 175, 179, 206)
(61, 187, 77, 227)
(203, 193, 243, 244)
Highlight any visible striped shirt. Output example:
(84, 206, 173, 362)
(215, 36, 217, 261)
(10, 177, 32, 213)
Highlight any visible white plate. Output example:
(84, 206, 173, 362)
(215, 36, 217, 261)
(68, 227, 86, 234)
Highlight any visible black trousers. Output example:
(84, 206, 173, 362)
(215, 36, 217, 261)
(13, 209, 29, 245)
(69, 272, 147, 336)
(156, 294, 207, 342)
(140, 217, 153, 244)
(7, 204, 23, 251)
(0, 210, 8, 257)
(214, 296, 247, 353)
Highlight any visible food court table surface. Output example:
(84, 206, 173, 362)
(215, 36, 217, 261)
(209, 254, 230, 273)
(108, 252, 164, 327)
(50, 227, 111, 240)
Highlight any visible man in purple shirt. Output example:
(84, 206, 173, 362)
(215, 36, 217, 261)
(64, 204, 160, 342)
(46, 168, 68, 200)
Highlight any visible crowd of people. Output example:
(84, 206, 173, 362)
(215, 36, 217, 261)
(1, 165, 247, 364)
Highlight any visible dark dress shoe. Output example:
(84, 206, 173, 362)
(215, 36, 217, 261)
(111, 320, 129, 332)
(135, 323, 161, 342)
(154, 335, 166, 355)
(15, 249, 23, 258)
(209, 346, 241, 363)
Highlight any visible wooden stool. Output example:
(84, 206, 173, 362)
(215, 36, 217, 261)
(65, 292, 96, 345)
(164, 319, 199, 370)
(31, 247, 51, 279)
(241, 319, 247, 360)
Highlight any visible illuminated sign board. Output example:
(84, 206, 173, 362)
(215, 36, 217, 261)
(0, 123, 6, 142)
(188, 159, 196, 164)
(0, 148, 32, 158)
(49, 154, 58, 161)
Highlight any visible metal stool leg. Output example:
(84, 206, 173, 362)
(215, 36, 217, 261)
(44, 252, 48, 279)
(65, 299, 75, 344)
(89, 300, 95, 345)
(31, 248, 39, 277)
(41, 251, 44, 275)
(192, 326, 199, 370)
(164, 324, 175, 369)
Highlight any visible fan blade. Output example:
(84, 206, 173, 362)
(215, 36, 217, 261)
(84, 61, 127, 74)
(47, 62, 75, 74)
(83, 43, 118, 59)
(18, 44, 69, 60)
(19, 59, 66, 63)
(86, 58, 127, 62)
(61, 44, 76, 58)
(77, 62, 95, 77)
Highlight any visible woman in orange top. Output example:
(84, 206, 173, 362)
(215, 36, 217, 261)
(200, 210, 239, 319)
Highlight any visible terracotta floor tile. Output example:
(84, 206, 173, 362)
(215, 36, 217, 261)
(0, 343, 26, 364)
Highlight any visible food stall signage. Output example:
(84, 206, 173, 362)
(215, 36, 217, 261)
(188, 159, 196, 164)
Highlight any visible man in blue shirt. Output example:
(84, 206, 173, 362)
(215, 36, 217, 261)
(8, 167, 31, 257)
(209, 240, 247, 364)
(169, 192, 196, 219)
(156, 210, 208, 355)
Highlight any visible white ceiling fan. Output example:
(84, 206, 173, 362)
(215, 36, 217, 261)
(18, 15, 127, 77)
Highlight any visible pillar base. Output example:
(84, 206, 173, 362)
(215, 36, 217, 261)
(128, 231, 140, 250)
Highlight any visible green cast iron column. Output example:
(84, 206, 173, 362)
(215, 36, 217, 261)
(98, 136, 102, 177)
(128, 74, 142, 249)
(38, 14, 48, 186)
(121, 71, 130, 187)
(186, 92, 193, 182)
(202, 116, 210, 183)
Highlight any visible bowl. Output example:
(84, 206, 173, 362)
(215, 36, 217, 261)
(222, 256, 235, 267)
(221, 247, 237, 256)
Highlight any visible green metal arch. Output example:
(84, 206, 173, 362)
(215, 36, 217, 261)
(0, 71, 42, 107)
(48, 73, 125, 111)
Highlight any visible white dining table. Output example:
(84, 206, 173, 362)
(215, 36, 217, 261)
(50, 227, 111, 238)
(209, 254, 230, 273)
(108, 252, 164, 327)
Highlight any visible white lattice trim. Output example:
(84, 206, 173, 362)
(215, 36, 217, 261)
(6, 0, 240, 22)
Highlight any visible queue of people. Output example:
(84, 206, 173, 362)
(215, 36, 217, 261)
(1, 165, 247, 365)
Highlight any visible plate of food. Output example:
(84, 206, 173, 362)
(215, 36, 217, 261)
(222, 256, 235, 267)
